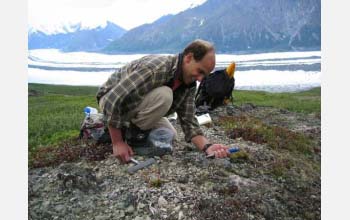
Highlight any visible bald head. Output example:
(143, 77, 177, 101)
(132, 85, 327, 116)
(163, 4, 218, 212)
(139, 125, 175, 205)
(182, 39, 216, 83)
(183, 39, 215, 62)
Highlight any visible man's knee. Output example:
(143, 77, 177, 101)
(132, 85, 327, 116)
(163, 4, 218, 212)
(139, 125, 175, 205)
(155, 86, 173, 110)
(130, 86, 173, 130)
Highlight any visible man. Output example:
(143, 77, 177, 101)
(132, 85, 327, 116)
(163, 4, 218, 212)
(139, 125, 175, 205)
(97, 39, 230, 163)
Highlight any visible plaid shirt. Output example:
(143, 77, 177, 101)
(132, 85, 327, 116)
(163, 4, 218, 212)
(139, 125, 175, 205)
(96, 54, 203, 142)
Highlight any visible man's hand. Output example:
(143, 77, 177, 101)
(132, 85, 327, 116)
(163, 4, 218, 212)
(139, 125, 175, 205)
(113, 141, 134, 163)
(206, 144, 230, 158)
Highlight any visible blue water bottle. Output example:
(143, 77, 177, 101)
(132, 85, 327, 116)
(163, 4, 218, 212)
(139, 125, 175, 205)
(84, 106, 98, 117)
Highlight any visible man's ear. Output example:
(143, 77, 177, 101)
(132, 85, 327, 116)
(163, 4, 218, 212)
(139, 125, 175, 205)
(184, 53, 193, 64)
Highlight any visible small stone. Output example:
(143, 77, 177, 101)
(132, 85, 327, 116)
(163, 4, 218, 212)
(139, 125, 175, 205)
(116, 202, 125, 209)
(42, 201, 50, 208)
(174, 205, 181, 212)
(158, 196, 168, 207)
(137, 203, 146, 209)
(177, 175, 188, 184)
(54, 204, 65, 212)
(125, 205, 135, 214)
(178, 211, 184, 220)
(95, 215, 109, 220)
(133, 216, 143, 220)
(173, 198, 180, 204)
(119, 210, 125, 218)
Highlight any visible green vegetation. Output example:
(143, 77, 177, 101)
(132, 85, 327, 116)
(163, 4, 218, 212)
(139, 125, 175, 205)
(233, 87, 321, 114)
(29, 83, 99, 151)
(229, 150, 250, 162)
(219, 115, 313, 155)
(28, 83, 320, 166)
(29, 83, 99, 96)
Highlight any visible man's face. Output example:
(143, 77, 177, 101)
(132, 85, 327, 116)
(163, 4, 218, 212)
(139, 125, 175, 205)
(182, 51, 216, 83)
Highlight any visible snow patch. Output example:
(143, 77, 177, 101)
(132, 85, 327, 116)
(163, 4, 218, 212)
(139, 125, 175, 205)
(28, 20, 110, 35)
(27, 49, 321, 92)
(189, 0, 207, 9)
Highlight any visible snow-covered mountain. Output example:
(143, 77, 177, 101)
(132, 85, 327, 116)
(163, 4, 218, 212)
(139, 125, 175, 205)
(28, 21, 126, 52)
(105, 0, 321, 53)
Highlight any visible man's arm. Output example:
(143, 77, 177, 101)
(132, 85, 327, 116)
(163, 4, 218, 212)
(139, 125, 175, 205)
(191, 135, 230, 158)
(102, 67, 154, 162)
(191, 135, 209, 151)
(108, 126, 134, 163)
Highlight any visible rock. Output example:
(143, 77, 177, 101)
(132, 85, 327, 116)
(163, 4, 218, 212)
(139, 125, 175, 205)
(95, 215, 110, 220)
(116, 202, 126, 209)
(229, 175, 256, 188)
(212, 158, 232, 170)
(119, 210, 125, 218)
(178, 211, 185, 220)
(177, 175, 189, 183)
(240, 103, 256, 111)
(124, 193, 137, 207)
(174, 205, 181, 212)
(137, 203, 146, 209)
(125, 205, 135, 214)
(158, 196, 168, 207)
(28, 100, 320, 220)
(54, 204, 65, 212)
(42, 201, 50, 208)
(226, 105, 241, 115)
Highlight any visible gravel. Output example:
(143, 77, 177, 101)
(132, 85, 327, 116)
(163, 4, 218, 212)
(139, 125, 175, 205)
(29, 105, 320, 220)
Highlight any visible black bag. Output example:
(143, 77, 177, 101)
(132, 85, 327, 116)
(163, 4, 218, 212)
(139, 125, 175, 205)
(195, 65, 235, 113)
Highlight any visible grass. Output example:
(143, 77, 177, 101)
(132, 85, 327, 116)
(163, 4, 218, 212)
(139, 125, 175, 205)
(29, 83, 99, 96)
(28, 83, 320, 166)
(219, 115, 314, 154)
(233, 87, 321, 114)
(28, 83, 99, 151)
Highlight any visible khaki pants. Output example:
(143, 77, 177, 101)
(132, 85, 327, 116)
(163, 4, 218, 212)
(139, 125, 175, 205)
(99, 86, 177, 137)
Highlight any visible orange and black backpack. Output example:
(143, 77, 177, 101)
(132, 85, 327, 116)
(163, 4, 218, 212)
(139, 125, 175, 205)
(195, 62, 236, 113)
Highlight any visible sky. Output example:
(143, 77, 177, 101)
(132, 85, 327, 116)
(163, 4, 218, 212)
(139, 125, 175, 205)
(28, 0, 207, 32)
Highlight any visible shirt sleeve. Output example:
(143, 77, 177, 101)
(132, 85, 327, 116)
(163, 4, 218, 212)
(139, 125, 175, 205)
(176, 87, 204, 142)
(102, 66, 153, 128)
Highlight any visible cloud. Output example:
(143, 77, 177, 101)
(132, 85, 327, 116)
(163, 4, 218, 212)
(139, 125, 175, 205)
(28, 0, 207, 30)
(60, 0, 117, 8)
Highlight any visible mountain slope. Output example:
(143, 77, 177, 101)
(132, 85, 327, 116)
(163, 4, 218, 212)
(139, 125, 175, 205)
(105, 0, 320, 53)
(28, 21, 126, 52)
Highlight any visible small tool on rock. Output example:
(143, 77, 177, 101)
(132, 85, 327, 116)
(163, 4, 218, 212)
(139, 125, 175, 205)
(206, 147, 240, 159)
(127, 157, 156, 174)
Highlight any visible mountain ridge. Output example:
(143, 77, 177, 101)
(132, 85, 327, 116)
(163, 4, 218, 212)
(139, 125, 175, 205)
(28, 21, 126, 52)
(105, 0, 321, 54)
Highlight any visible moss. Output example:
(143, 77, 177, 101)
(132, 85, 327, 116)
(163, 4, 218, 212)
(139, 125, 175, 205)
(270, 159, 293, 179)
(229, 151, 250, 162)
(220, 115, 313, 155)
(29, 139, 112, 168)
(149, 177, 164, 188)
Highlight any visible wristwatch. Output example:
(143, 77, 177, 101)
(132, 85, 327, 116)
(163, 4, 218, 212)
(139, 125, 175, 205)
(202, 143, 213, 155)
